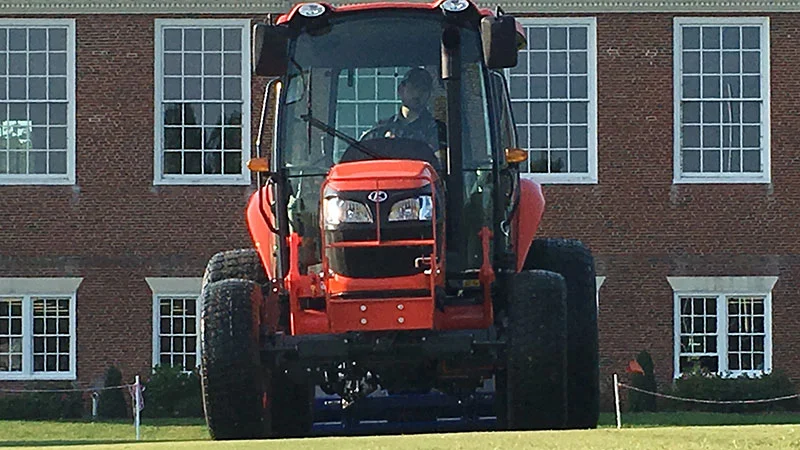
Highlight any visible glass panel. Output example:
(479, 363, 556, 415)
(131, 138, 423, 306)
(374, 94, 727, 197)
(203, 28, 221, 51)
(683, 27, 700, 49)
(164, 53, 181, 75)
(223, 151, 241, 174)
(48, 53, 66, 75)
(49, 28, 66, 51)
(742, 27, 760, 49)
(223, 28, 241, 51)
(702, 27, 721, 49)
(183, 28, 202, 51)
(702, 51, 720, 73)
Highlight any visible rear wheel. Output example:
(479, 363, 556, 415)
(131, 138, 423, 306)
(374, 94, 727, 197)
(202, 249, 269, 293)
(525, 238, 599, 429)
(499, 269, 568, 430)
(200, 279, 268, 440)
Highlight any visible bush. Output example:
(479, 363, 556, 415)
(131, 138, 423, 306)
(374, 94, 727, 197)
(0, 381, 85, 419)
(628, 350, 658, 412)
(141, 364, 203, 418)
(663, 364, 799, 413)
(97, 366, 129, 419)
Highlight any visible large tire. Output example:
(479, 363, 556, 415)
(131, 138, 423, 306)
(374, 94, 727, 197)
(201, 249, 269, 293)
(499, 269, 568, 431)
(200, 279, 268, 440)
(524, 238, 599, 429)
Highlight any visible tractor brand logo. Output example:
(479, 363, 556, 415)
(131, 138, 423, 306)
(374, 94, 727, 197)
(367, 190, 388, 203)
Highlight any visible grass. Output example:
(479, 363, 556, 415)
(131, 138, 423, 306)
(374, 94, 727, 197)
(1, 413, 800, 449)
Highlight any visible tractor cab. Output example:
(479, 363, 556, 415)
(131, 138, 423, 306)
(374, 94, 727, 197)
(249, 0, 529, 334)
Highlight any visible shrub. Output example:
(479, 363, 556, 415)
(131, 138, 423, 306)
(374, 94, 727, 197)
(663, 364, 799, 413)
(0, 381, 85, 420)
(97, 366, 129, 419)
(628, 350, 658, 412)
(141, 364, 203, 418)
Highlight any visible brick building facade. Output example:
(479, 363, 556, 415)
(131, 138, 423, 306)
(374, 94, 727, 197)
(0, 0, 796, 403)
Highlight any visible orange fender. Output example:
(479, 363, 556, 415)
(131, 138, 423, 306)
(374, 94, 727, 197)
(513, 178, 545, 272)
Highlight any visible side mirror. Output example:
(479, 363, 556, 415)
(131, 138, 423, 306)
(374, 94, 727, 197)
(480, 15, 525, 69)
(253, 23, 290, 77)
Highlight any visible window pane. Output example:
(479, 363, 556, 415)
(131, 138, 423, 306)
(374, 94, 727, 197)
(742, 27, 760, 49)
(702, 27, 720, 49)
(549, 27, 567, 50)
(223, 28, 241, 51)
(164, 53, 181, 75)
(683, 76, 700, 98)
(49, 28, 66, 51)
(683, 27, 700, 49)
(203, 28, 221, 51)
(683, 51, 700, 73)
(49, 53, 66, 75)
(702, 51, 720, 73)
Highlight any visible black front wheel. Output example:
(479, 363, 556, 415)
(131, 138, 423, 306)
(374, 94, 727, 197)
(498, 269, 568, 431)
(200, 279, 268, 440)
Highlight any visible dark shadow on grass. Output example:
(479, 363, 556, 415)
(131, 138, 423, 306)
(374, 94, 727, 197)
(0, 438, 203, 447)
(5, 417, 207, 427)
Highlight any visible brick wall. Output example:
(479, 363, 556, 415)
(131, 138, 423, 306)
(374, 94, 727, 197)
(1, 11, 798, 394)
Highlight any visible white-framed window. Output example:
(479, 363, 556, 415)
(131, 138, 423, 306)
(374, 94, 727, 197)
(668, 276, 777, 378)
(336, 67, 406, 143)
(146, 277, 201, 371)
(0, 278, 81, 380)
(507, 18, 597, 184)
(0, 20, 75, 185)
(673, 18, 771, 184)
(154, 19, 251, 185)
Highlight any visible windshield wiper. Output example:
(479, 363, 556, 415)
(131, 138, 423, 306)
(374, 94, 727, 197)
(299, 113, 387, 160)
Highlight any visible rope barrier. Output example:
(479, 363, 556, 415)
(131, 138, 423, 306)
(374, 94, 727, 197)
(612, 372, 800, 429)
(0, 384, 135, 394)
(618, 382, 800, 405)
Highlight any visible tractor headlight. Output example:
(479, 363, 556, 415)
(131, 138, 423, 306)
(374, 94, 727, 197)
(440, 0, 470, 12)
(298, 2, 326, 17)
(388, 195, 433, 222)
(323, 197, 373, 227)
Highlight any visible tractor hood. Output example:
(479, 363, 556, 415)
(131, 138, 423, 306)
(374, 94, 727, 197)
(325, 159, 439, 192)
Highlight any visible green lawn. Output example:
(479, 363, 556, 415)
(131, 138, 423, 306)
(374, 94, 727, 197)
(2, 414, 800, 449)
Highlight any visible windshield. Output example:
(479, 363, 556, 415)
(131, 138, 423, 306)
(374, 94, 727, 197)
(278, 13, 493, 175)
(277, 13, 496, 273)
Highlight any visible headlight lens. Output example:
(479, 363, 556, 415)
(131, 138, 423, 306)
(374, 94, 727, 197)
(388, 195, 433, 222)
(323, 197, 373, 227)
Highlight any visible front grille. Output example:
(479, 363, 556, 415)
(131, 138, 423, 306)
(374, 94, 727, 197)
(326, 245, 433, 278)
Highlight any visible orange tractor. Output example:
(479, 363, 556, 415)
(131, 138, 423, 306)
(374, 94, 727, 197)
(199, 0, 599, 439)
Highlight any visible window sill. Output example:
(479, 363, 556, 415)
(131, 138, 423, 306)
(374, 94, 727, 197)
(153, 175, 252, 186)
(0, 177, 75, 186)
(521, 173, 598, 184)
(673, 175, 771, 185)
(0, 372, 77, 381)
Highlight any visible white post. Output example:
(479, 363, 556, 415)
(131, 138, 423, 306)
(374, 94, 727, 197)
(134, 376, 141, 441)
(91, 391, 99, 420)
(613, 373, 622, 430)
